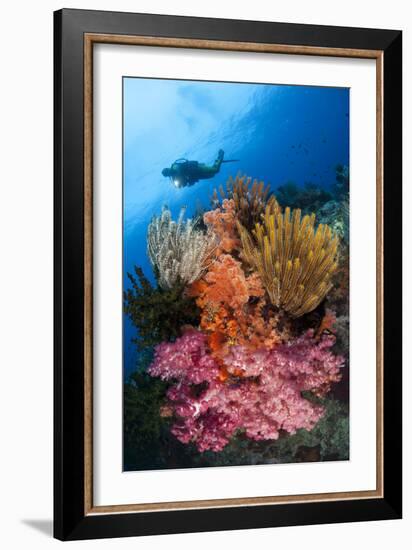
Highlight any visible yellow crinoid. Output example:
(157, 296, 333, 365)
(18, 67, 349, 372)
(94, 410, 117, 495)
(238, 203, 339, 317)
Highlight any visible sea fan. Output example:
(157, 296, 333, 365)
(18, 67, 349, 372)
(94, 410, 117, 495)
(211, 173, 279, 230)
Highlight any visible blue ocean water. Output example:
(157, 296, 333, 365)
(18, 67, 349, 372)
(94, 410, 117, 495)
(123, 77, 349, 376)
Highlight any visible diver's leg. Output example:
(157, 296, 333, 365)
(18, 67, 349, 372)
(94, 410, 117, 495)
(211, 149, 225, 174)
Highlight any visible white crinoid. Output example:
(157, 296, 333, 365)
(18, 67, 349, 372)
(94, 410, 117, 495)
(147, 206, 217, 289)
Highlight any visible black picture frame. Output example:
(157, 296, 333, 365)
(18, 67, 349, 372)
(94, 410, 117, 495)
(54, 8, 402, 541)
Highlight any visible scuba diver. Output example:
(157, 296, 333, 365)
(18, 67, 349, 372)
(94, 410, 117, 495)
(162, 149, 238, 188)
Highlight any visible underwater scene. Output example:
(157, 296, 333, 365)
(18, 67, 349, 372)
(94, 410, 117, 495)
(123, 77, 350, 471)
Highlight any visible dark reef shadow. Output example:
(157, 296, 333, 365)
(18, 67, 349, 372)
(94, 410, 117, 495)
(21, 519, 53, 537)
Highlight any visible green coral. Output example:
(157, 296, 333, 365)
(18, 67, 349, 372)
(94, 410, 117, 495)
(124, 266, 200, 351)
(123, 370, 170, 470)
(124, 368, 203, 471)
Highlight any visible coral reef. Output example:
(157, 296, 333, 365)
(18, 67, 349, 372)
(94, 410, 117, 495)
(203, 198, 240, 255)
(148, 330, 344, 452)
(315, 308, 337, 339)
(192, 398, 349, 467)
(124, 364, 203, 471)
(318, 199, 349, 243)
(190, 254, 263, 312)
(148, 329, 220, 384)
(188, 254, 286, 357)
(334, 164, 349, 198)
(238, 204, 340, 317)
(211, 173, 279, 230)
(332, 314, 349, 359)
(124, 370, 170, 469)
(327, 244, 349, 316)
(147, 206, 217, 289)
(276, 181, 333, 213)
(124, 266, 200, 350)
(125, 169, 350, 467)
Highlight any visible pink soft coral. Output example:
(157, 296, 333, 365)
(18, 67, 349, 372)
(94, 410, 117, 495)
(149, 330, 344, 452)
(148, 329, 219, 385)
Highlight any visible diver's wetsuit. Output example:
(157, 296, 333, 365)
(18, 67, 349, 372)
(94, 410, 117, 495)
(162, 150, 225, 188)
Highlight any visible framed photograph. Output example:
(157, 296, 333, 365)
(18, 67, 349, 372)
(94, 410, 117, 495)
(54, 8, 402, 541)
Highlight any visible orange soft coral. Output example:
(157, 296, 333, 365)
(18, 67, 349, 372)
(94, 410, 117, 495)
(203, 199, 240, 256)
(187, 254, 261, 311)
(188, 254, 284, 357)
(202, 254, 260, 309)
(316, 308, 337, 339)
